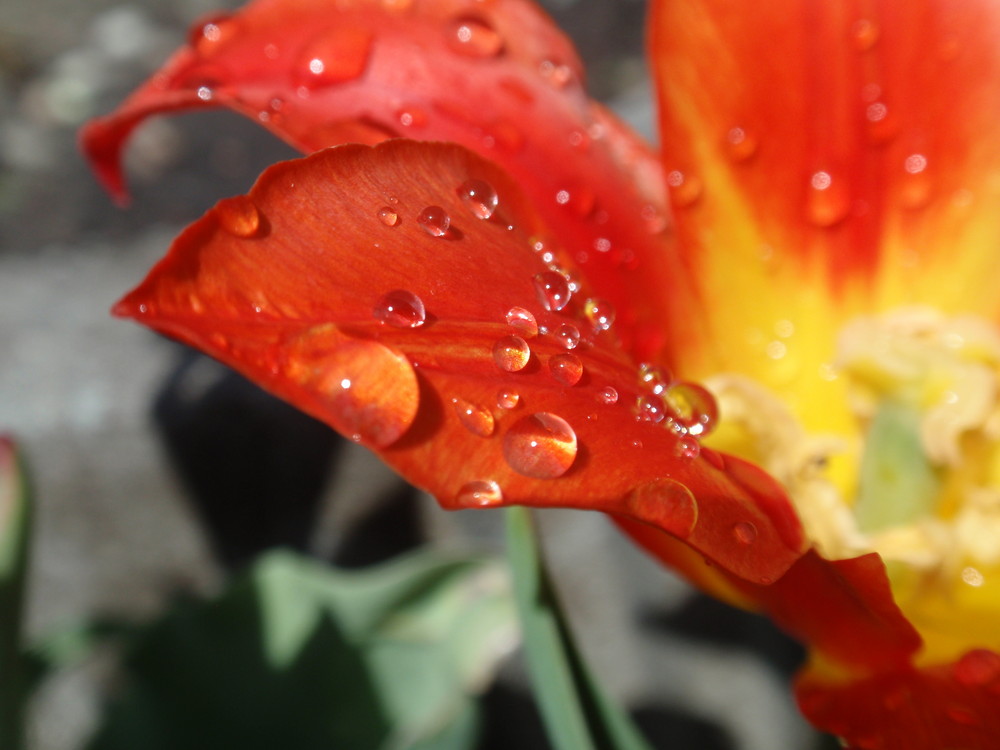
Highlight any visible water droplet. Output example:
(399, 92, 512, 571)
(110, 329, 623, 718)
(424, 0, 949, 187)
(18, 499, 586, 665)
(295, 28, 374, 88)
(640, 203, 669, 234)
(666, 170, 702, 207)
(314, 340, 418, 447)
(954, 650, 1000, 686)
(533, 271, 571, 311)
(377, 206, 399, 226)
(553, 185, 596, 218)
(453, 397, 495, 437)
(625, 478, 698, 538)
(447, 16, 503, 57)
(635, 395, 666, 424)
(216, 195, 260, 237)
(663, 382, 718, 436)
(497, 389, 520, 409)
(852, 19, 879, 51)
(397, 106, 428, 128)
(550, 353, 583, 386)
(457, 178, 498, 219)
(503, 412, 577, 478)
(583, 298, 615, 332)
(901, 153, 931, 209)
(196, 85, 213, 101)
(539, 59, 574, 88)
(187, 13, 239, 54)
(493, 335, 530, 372)
(374, 289, 426, 328)
(455, 479, 503, 507)
(733, 521, 758, 544)
(417, 205, 450, 236)
(806, 171, 850, 227)
(675, 435, 700, 458)
(597, 386, 618, 405)
(638, 363, 671, 395)
(554, 323, 580, 350)
(725, 127, 757, 161)
(505, 306, 538, 337)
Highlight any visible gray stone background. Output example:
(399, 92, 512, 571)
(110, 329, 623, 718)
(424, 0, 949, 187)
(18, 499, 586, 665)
(0, 0, 830, 747)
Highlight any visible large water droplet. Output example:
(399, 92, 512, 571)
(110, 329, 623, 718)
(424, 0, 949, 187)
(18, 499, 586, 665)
(505, 306, 538, 338)
(453, 397, 495, 437)
(377, 206, 400, 226)
(625, 478, 698, 538)
(417, 205, 450, 236)
(533, 271, 571, 311)
(295, 28, 374, 88)
(954, 649, 1000, 686)
(503, 413, 577, 478)
(663, 382, 718, 436)
(373, 289, 426, 328)
(497, 389, 520, 410)
(455, 479, 503, 507)
(554, 323, 580, 350)
(215, 195, 260, 237)
(458, 178, 499, 219)
(583, 298, 615, 332)
(493, 335, 530, 372)
(314, 340, 418, 447)
(666, 170, 702, 207)
(807, 171, 850, 227)
(446, 16, 503, 57)
(550, 353, 583, 386)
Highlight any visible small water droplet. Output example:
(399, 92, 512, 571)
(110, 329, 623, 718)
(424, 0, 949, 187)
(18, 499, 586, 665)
(638, 363, 671, 395)
(550, 353, 583, 386)
(806, 171, 850, 227)
(505, 306, 538, 337)
(215, 195, 260, 237)
(397, 106, 428, 128)
(635, 395, 666, 424)
(187, 13, 239, 54)
(733, 521, 758, 544)
(374, 289, 426, 328)
(583, 298, 615, 332)
(295, 28, 374, 88)
(497, 389, 520, 409)
(196, 85, 213, 101)
(417, 205, 450, 236)
(457, 178, 498, 219)
(675, 435, 700, 458)
(447, 16, 503, 57)
(453, 397, 495, 437)
(455, 479, 503, 507)
(533, 271, 571, 311)
(640, 203, 669, 234)
(626, 478, 698, 538)
(663, 382, 718, 436)
(493, 335, 530, 372)
(666, 170, 702, 207)
(503, 412, 577, 478)
(901, 153, 931, 209)
(554, 323, 580, 350)
(539, 59, 574, 88)
(725, 127, 758, 161)
(597, 386, 618, 405)
(377, 206, 400, 226)
(851, 19, 879, 51)
(954, 650, 1000, 686)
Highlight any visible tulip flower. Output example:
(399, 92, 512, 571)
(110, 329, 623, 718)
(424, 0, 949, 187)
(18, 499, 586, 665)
(81, 0, 1000, 747)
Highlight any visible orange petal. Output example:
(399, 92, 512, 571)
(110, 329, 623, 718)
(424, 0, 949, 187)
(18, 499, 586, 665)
(114, 140, 805, 583)
(81, 0, 674, 363)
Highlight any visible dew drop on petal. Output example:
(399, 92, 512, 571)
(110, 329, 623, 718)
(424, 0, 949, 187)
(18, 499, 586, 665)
(638, 363, 671, 395)
(457, 178, 499, 219)
(666, 170, 702, 207)
(215, 195, 260, 237)
(635, 395, 666, 424)
(314, 340, 418, 447)
(187, 13, 238, 54)
(505, 306, 538, 338)
(455, 479, 503, 507)
(733, 521, 758, 545)
(597, 386, 618, 405)
(497, 389, 520, 410)
(503, 412, 577, 478)
(417, 205, 450, 236)
(493, 335, 530, 372)
(583, 298, 615, 332)
(663, 382, 718, 436)
(675, 435, 700, 459)
(806, 171, 850, 227)
(446, 16, 503, 58)
(554, 323, 580, 350)
(550, 353, 583, 386)
(453, 397, 495, 437)
(625, 478, 698, 538)
(533, 271, 571, 311)
(852, 18, 879, 51)
(725, 127, 758, 161)
(377, 206, 399, 226)
(373, 289, 426, 328)
(295, 28, 374, 88)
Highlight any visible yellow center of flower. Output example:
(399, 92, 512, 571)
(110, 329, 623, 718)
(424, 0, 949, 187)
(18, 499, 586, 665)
(705, 307, 1000, 665)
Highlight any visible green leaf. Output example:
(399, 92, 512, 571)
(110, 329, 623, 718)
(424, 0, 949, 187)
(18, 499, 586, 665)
(0, 437, 31, 750)
(505, 506, 653, 750)
(87, 549, 517, 750)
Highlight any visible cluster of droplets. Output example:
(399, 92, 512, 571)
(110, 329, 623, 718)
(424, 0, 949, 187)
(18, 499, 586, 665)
(630, 363, 719, 459)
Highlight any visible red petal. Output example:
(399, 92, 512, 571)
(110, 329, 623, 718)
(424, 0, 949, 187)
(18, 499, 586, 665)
(115, 140, 805, 582)
(798, 651, 1000, 749)
(82, 0, 674, 362)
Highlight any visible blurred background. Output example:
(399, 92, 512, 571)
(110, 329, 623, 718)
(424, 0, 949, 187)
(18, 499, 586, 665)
(0, 0, 831, 747)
